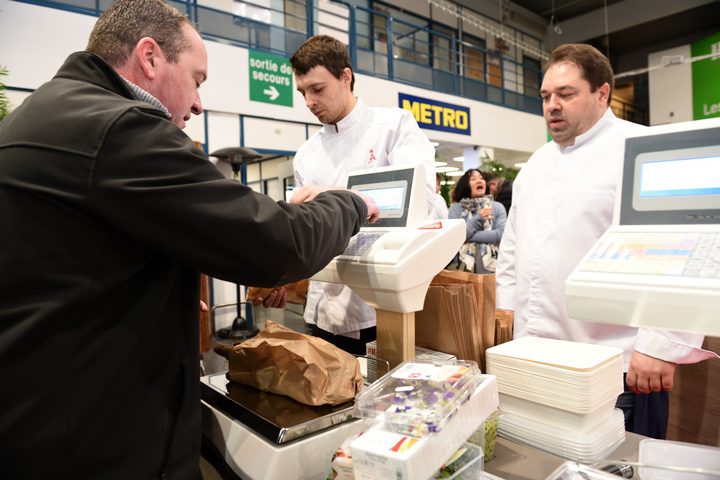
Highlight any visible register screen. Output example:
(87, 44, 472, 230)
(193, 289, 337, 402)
(354, 181, 407, 218)
(640, 156, 720, 198)
(631, 143, 720, 213)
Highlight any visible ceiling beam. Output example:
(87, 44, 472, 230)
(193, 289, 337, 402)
(543, 0, 715, 50)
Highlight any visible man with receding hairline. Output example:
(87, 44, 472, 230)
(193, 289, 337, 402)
(495, 43, 715, 439)
(0, 1, 378, 477)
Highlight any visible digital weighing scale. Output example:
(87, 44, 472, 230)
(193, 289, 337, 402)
(312, 164, 466, 368)
(566, 117, 720, 336)
(201, 372, 365, 479)
(202, 163, 466, 479)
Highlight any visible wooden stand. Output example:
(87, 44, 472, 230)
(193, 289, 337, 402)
(375, 309, 415, 371)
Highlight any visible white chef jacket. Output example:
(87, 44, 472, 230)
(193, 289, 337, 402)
(430, 193, 449, 219)
(294, 98, 436, 337)
(496, 109, 716, 370)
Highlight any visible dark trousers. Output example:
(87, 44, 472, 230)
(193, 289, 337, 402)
(614, 373, 669, 439)
(308, 323, 377, 356)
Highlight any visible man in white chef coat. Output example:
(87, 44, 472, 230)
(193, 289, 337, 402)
(495, 43, 717, 438)
(256, 35, 436, 354)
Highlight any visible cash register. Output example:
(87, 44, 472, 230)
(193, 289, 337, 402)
(566, 117, 720, 336)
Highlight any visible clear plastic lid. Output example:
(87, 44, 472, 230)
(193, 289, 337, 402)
(353, 360, 482, 437)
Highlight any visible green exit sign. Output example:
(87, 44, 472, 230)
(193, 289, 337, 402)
(249, 50, 293, 107)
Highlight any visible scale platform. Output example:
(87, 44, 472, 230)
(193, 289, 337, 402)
(201, 372, 356, 444)
(201, 373, 366, 479)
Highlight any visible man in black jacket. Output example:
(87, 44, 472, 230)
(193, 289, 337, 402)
(0, 0, 377, 478)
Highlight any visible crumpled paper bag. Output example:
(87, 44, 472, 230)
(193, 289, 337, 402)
(214, 320, 363, 406)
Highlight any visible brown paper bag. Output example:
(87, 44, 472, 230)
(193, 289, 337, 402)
(246, 280, 309, 305)
(214, 321, 362, 406)
(495, 309, 514, 346)
(415, 271, 498, 371)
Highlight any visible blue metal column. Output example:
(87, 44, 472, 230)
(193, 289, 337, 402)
(306, 0, 314, 38)
(387, 16, 394, 81)
(348, 5, 357, 70)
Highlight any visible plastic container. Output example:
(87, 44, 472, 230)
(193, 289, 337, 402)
(545, 461, 628, 479)
(639, 439, 720, 480)
(351, 377, 498, 480)
(498, 393, 617, 433)
(353, 360, 482, 436)
(498, 409, 625, 463)
(467, 409, 499, 462)
(434, 443, 484, 479)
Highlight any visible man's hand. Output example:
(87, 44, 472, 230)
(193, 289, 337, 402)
(626, 351, 676, 394)
(290, 186, 380, 224)
(251, 287, 288, 309)
(352, 190, 380, 224)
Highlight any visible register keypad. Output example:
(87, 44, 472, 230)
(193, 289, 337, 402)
(341, 231, 387, 257)
(580, 232, 720, 278)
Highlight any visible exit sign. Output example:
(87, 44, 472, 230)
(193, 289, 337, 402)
(248, 50, 293, 107)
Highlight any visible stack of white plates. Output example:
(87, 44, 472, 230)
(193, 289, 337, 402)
(485, 337, 626, 462)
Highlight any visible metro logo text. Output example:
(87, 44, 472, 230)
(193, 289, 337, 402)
(399, 93, 471, 135)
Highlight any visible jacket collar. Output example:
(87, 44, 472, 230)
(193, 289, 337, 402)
(322, 97, 364, 134)
(55, 52, 169, 118)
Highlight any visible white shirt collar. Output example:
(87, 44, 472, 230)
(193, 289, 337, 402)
(322, 97, 364, 134)
(557, 107, 615, 153)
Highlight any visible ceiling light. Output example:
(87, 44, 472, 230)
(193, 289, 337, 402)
(452, 156, 464, 162)
(551, 16, 562, 35)
(514, 162, 528, 168)
(446, 170, 465, 177)
(434, 161, 448, 167)
(436, 166, 460, 173)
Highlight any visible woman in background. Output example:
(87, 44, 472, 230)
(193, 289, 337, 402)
(448, 169, 506, 273)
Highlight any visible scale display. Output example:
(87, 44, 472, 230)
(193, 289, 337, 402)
(633, 146, 720, 213)
(353, 180, 407, 219)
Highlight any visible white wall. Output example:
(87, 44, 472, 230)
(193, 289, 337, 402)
(648, 45, 693, 125)
(0, 0, 546, 155)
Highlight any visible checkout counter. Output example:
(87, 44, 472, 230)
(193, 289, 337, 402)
(202, 119, 720, 479)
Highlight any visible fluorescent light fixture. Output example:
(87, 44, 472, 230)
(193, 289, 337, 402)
(436, 166, 460, 173)
(452, 156, 464, 162)
(441, 180, 456, 185)
(446, 170, 465, 177)
(434, 161, 448, 167)
(514, 162, 528, 168)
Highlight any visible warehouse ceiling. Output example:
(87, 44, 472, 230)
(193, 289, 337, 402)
(437, 0, 720, 171)
(504, 0, 720, 73)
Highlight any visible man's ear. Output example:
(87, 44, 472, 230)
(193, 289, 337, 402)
(136, 36, 162, 81)
(341, 67, 352, 86)
(598, 82, 611, 105)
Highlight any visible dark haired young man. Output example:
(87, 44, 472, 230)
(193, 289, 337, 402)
(286, 35, 436, 354)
